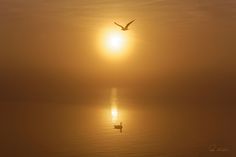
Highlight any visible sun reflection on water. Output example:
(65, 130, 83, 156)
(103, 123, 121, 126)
(110, 88, 119, 123)
(111, 107, 118, 122)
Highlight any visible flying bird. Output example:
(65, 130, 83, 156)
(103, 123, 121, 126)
(114, 20, 135, 31)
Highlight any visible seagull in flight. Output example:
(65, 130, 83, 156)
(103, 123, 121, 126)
(114, 20, 135, 31)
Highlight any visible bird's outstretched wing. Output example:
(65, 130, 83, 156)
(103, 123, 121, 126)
(125, 19, 135, 29)
(114, 22, 124, 29)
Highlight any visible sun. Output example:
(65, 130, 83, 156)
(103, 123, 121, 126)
(107, 33, 123, 51)
(97, 27, 133, 59)
(105, 31, 125, 54)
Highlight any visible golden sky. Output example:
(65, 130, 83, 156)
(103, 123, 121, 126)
(1, 2, 236, 157)
(0, 0, 236, 90)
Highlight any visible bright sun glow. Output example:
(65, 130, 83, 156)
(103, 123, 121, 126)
(97, 27, 133, 59)
(105, 32, 125, 53)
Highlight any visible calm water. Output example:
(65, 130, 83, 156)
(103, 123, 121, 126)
(0, 88, 233, 157)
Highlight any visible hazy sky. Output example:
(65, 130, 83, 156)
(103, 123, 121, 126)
(0, 0, 236, 103)
(1, 2, 236, 157)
